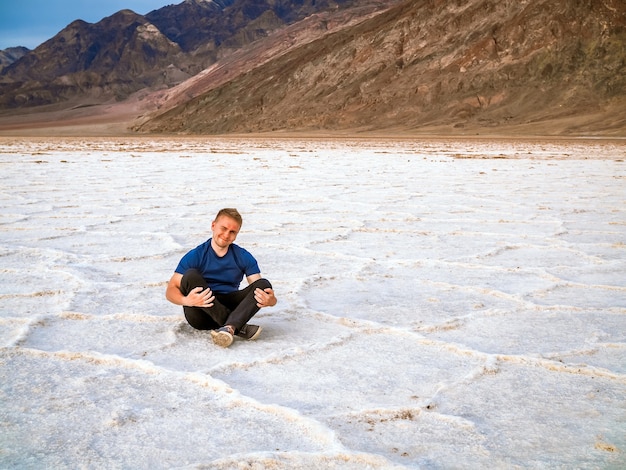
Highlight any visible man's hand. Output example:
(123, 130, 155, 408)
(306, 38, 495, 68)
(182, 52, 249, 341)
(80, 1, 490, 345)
(254, 287, 277, 308)
(184, 286, 215, 308)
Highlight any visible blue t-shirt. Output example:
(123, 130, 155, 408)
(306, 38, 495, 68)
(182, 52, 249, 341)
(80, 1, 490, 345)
(175, 239, 260, 293)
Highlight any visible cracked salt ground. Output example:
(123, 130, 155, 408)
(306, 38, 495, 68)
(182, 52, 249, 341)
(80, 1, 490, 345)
(1, 349, 344, 468)
(0, 137, 625, 469)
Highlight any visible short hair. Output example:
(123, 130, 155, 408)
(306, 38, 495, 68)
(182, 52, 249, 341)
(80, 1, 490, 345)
(215, 208, 242, 227)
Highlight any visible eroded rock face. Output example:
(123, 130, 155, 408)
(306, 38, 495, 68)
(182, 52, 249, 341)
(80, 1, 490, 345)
(138, 0, 626, 135)
(0, 10, 185, 108)
(2, 0, 625, 135)
(0, 0, 379, 109)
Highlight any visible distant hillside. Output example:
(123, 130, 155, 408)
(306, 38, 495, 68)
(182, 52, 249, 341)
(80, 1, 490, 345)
(0, 47, 29, 73)
(0, 0, 384, 109)
(136, 0, 626, 136)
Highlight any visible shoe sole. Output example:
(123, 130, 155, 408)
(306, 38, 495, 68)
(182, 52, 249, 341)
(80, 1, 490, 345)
(211, 330, 234, 347)
(247, 325, 262, 340)
(236, 325, 262, 341)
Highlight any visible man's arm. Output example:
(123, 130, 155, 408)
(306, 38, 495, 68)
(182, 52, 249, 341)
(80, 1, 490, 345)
(247, 273, 277, 308)
(166, 272, 214, 308)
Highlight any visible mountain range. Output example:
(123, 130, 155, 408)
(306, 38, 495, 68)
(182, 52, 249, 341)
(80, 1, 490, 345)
(1, 0, 625, 136)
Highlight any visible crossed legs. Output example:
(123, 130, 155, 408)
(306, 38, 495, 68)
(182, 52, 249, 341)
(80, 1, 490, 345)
(180, 269, 271, 333)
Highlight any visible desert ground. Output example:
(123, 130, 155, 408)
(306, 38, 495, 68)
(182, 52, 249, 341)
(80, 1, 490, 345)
(0, 130, 625, 468)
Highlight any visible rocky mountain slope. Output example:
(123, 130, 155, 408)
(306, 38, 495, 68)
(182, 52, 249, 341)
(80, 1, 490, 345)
(2, 0, 624, 136)
(0, 47, 29, 73)
(136, 0, 626, 136)
(135, 2, 400, 117)
(0, 0, 382, 109)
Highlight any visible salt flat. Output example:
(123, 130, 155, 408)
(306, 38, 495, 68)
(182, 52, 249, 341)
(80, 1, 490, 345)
(0, 137, 625, 469)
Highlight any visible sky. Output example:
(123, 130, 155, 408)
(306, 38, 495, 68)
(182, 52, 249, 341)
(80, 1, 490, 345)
(0, 0, 175, 50)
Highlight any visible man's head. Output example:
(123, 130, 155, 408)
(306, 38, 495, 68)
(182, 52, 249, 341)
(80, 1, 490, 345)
(211, 208, 242, 250)
(214, 208, 243, 227)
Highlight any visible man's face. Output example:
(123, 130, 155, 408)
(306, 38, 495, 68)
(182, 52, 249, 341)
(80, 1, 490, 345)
(211, 215, 241, 249)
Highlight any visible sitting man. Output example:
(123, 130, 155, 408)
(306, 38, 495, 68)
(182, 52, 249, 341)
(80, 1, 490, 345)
(166, 208, 277, 347)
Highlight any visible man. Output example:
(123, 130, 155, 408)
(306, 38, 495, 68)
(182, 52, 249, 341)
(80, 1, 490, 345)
(166, 208, 277, 347)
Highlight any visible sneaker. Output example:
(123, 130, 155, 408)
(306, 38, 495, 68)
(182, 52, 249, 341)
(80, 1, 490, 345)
(236, 324, 262, 340)
(211, 326, 234, 347)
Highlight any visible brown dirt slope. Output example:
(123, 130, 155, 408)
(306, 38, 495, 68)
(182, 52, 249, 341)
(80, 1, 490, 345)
(136, 0, 626, 136)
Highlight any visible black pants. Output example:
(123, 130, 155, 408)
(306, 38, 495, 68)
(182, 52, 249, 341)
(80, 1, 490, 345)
(180, 269, 271, 332)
